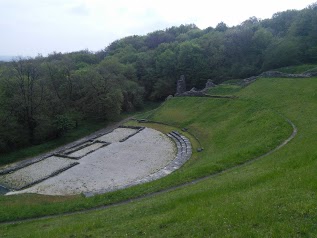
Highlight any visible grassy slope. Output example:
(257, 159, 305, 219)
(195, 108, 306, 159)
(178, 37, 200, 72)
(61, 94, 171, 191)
(277, 64, 317, 74)
(206, 84, 242, 96)
(3, 77, 317, 237)
(0, 81, 289, 224)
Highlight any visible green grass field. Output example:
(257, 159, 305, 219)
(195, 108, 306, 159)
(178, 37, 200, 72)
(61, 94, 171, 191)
(276, 64, 317, 74)
(1, 77, 317, 237)
(205, 84, 242, 95)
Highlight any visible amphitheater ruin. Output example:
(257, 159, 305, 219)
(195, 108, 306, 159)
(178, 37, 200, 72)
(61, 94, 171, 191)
(0, 126, 192, 196)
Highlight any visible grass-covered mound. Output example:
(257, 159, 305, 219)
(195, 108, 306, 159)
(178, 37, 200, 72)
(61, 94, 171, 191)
(205, 84, 243, 96)
(148, 96, 290, 174)
(3, 77, 316, 237)
(277, 64, 317, 74)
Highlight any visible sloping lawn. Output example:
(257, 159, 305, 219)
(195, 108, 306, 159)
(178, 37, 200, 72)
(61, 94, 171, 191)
(3, 78, 316, 237)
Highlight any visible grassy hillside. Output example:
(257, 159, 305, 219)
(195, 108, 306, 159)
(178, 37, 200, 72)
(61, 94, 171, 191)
(277, 64, 317, 74)
(2, 77, 317, 237)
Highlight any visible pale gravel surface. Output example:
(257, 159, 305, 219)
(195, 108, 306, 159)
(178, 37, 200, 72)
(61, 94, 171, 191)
(62, 141, 92, 154)
(95, 128, 138, 143)
(0, 117, 132, 175)
(9, 128, 175, 196)
(67, 142, 106, 158)
(0, 156, 76, 190)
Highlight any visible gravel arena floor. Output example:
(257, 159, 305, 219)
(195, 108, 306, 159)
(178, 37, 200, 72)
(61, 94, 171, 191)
(4, 127, 176, 196)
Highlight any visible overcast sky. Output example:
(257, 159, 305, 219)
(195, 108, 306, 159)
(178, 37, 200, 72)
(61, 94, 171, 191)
(0, 0, 314, 56)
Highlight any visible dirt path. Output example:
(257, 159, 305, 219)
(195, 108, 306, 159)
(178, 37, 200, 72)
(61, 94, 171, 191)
(0, 117, 297, 225)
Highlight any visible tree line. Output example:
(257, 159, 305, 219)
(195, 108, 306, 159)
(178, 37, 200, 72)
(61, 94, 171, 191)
(0, 3, 316, 153)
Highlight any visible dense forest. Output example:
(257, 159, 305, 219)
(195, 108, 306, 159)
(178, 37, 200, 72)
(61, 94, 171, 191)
(0, 3, 316, 153)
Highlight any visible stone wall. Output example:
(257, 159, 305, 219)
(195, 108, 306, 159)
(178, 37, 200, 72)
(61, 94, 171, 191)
(175, 76, 217, 97)
(175, 75, 186, 96)
(243, 70, 317, 85)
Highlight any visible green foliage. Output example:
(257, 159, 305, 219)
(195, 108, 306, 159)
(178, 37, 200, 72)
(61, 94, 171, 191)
(252, 27, 273, 52)
(1, 4, 317, 236)
(52, 114, 77, 137)
(121, 80, 144, 111)
(262, 10, 299, 36)
(1, 4, 317, 158)
(262, 38, 302, 70)
(0, 55, 142, 153)
(155, 49, 176, 77)
(177, 41, 208, 88)
(215, 21, 228, 32)
(4, 77, 317, 237)
(0, 79, 292, 223)
(150, 78, 175, 100)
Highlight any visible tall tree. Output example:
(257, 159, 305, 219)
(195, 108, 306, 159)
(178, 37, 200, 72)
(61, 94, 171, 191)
(3, 58, 44, 144)
(177, 41, 208, 88)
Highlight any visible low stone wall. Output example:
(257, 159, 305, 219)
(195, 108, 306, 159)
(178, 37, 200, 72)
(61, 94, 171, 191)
(57, 141, 109, 159)
(64, 142, 109, 159)
(6, 127, 177, 196)
(118, 126, 145, 142)
(85, 130, 192, 197)
(125, 131, 192, 185)
(94, 127, 143, 143)
(0, 156, 79, 190)
(260, 71, 316, 78)
(243, 70, 317, 85)
(1, 125, 148, 195)
(0, 121, 129, 176)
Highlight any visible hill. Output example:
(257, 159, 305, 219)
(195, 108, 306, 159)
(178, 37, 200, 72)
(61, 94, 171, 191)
(1, 76, 317, 237)
(0, 4, 317, 157)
